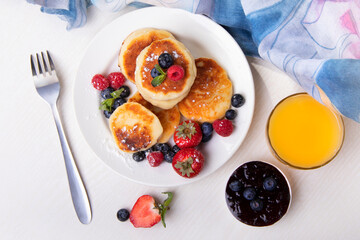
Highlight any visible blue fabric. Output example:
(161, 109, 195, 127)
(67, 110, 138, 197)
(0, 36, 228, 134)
(247, 0, 301, 45)
(316, 59, 360, 122)
(211, 0, 259, 56)
(27, 0, 360, 123)
(27, 0, 89, 29)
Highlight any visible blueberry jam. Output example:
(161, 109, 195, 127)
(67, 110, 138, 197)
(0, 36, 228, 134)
(225, 161, 291, 227)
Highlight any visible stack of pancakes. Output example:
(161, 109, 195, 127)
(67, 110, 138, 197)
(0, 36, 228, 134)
(110, 28, 233, 153)
(135, 37, 197, 109)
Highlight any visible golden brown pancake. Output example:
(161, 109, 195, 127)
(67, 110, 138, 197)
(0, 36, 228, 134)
(128, 92, 180, 143)
(118, 28, 175, 83)
(135, 38, 196, 103)
(178, 58, 233, 123)
(109, 102, 163, 153)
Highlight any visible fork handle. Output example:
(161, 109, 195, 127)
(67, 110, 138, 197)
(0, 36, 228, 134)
(51, 104, 92, 224)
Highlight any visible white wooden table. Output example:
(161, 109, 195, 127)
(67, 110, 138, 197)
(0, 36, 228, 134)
(1, 2, 360, 239)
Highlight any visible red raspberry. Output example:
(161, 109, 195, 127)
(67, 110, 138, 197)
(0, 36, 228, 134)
(147, 151, 164, 167)
(107, 72, 126, 89)
(167, 65, 184, 81)
(213, 119, 234, 137)
(91, 74, 109, 90)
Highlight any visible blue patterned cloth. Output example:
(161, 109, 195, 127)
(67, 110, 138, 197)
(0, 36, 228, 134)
(27, 0, 360, 122)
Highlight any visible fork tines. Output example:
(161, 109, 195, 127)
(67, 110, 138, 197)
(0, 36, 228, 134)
(30, 51, 58, 88)
(30, 50, 55, 77)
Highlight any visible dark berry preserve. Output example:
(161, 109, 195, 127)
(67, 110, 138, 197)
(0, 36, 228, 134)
(225, 161, 291, 227)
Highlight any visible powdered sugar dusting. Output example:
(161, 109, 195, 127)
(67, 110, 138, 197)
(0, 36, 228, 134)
(102, 138, 134, 172)
(172, 51, 179, 59)
(145, 53, 158, 62)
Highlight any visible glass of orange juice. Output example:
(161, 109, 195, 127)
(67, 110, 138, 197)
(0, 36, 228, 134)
(266, 93, 344, 169)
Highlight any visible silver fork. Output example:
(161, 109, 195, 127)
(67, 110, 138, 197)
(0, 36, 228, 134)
(30, 51, 92, 224)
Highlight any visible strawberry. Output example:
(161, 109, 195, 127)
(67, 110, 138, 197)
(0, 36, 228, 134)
(147, 151, 164, 167)
(174, 120, 202, 148)
(130, 192, 173, 228)
(172, 148, 204, 178)
(213, 119, 234, 137)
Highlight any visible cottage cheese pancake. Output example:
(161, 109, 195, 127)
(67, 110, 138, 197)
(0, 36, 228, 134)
(118, 28, 175, 83)
(109, 102, 163, 153)
(135, 38, 196, 102)
(138, 87, 191, 109)
(178, 58, 233, 123)
(128, 92, 180, 143)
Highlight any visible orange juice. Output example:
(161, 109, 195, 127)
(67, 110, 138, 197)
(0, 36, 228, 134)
(267, 93, 344, 169)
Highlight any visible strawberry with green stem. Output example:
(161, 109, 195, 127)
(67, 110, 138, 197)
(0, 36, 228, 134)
(174, 120, 202, 148)
(130, 192, 173, 228)
(172, 148, 204, 178)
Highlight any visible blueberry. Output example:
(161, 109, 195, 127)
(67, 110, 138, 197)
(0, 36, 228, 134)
(263, 177, 277, 191)
(225, 109, 237, 120)
(158, 143, 171, 153)
(229, 180, 241, 192)
(132, 151, 145, 162)
(153, 144, 162, 152)
(243, 188, 256, 200)
(231, 94, 245, 108)
(172, 145, 181, 153)
(201, 133, 212, 143)
(117, 209, 130, 222)
(164, 150, 175, 163)
(103, 110, 113, 118)
(201, 122, 213, 136)
(158, 53, 173, 69)
(250, 199, 264, 211)
(119, 85, 130, 98)
(151, 67, 161, 78)
(101, 87, 115, 99)
(144, 146, 154, 154)
(113, 98, 126, 109)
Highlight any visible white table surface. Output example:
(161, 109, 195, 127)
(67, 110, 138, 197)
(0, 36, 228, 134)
(1, 2, 360, 239)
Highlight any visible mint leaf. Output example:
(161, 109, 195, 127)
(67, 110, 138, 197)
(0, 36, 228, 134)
(110, 88, 124, 98)
(99, 98, 115, 111)
(151, 65, 167, 87)
(99, 88, 125, 112)
(155, 64, 166, 75)
(151, 74, 166, 87)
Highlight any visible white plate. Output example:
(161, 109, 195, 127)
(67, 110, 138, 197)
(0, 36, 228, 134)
(74, 7, 254, 187)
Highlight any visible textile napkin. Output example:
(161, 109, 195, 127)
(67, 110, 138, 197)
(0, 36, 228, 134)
(27, 0, 360, 123)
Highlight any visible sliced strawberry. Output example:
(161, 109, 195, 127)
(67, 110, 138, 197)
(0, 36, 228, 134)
(130, 195, 161, 228)
(130, 192, 173, 228)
